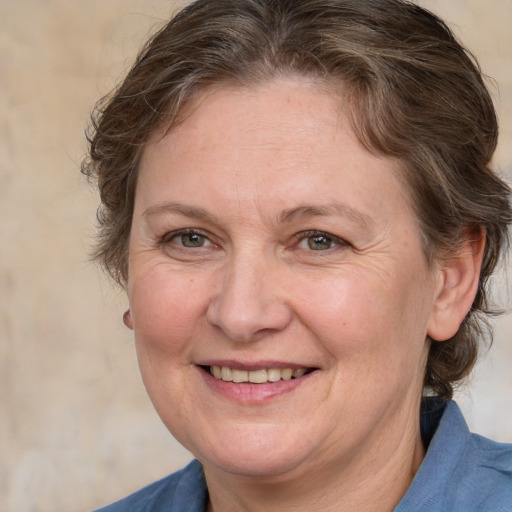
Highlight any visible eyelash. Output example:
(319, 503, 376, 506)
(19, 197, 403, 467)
(293, 230, 349, 252)
(160, 228, 349, 253)
(160, 228, 213, 248)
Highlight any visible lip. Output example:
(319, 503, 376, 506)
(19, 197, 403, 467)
(196, 361, 317, 404)
(198, 359, 311, 371)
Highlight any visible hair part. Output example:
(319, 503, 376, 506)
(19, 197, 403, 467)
(82, 0, 511, 398)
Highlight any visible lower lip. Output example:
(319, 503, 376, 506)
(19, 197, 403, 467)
(199, 368, 314, 403)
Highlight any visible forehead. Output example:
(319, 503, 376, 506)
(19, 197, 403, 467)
(142, 78, 359, 179)
(150, 77, 343, 150)
(137, 78, 413, 225)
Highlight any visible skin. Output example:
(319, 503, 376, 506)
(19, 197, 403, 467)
(125, 77, 483, 512)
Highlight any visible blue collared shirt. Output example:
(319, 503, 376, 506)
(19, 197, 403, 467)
(94, 400, 512, 511)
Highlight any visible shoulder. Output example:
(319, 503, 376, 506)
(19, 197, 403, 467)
(443, 401, 512, 509)
(397, 399, 512, 512)
(461, 431, 512, 510)
(92, 460, 207, 512)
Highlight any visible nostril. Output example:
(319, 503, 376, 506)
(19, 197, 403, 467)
(206, 299, 293, 343)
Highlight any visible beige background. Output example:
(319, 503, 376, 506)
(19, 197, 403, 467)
(1, 1, 511, 511)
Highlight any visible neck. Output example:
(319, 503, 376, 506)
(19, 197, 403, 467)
(204, 408, 425, 512)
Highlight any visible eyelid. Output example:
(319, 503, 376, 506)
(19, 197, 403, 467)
(293, 230, 350, 249)
(160, 228, 348, 249)
(161, 228, 214, 246)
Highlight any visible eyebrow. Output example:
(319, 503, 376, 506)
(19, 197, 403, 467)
(143, 202, 220, 223)
(143, 200, 373, 227)
(278, 203, 373, 227)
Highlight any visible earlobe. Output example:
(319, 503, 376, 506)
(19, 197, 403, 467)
(427, 229, 485, 342)
(123, 309, 134, 330)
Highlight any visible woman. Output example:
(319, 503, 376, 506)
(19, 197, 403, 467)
(82, 0, 512, 510)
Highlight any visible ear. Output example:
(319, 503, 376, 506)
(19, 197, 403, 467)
(123, 309, 134, 330)
(427, 229, 485, 342)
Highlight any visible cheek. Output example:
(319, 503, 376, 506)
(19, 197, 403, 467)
(129, 267, 209, 357)
(128, 269, 209, 425)
(294, 266, 430, 364)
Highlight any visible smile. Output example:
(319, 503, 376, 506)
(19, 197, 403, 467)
(209, 366, 309, 384)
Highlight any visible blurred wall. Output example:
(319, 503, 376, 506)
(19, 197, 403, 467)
(0, 1, 510, 511)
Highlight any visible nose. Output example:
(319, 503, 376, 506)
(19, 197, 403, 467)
(206, 252, 293, 342)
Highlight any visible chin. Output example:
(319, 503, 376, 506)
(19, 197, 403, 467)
(184, 424, 316, 480)
(202, 451, 310, 480)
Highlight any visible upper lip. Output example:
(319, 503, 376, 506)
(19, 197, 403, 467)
(197, 360, 316, 371)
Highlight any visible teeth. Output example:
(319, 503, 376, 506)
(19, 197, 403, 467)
(281, 368, 293, 380)
(267, 368, 281, 382)
(209, 366, 309, 383)
(232, 369, 248, 383)
(221, 367, 232, 381)
(248, 369, 268, 384)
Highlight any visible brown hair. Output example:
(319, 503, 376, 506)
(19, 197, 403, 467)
(82, 0, 511, 399)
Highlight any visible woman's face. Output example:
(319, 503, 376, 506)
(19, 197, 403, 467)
(127, 78, 442, 481)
